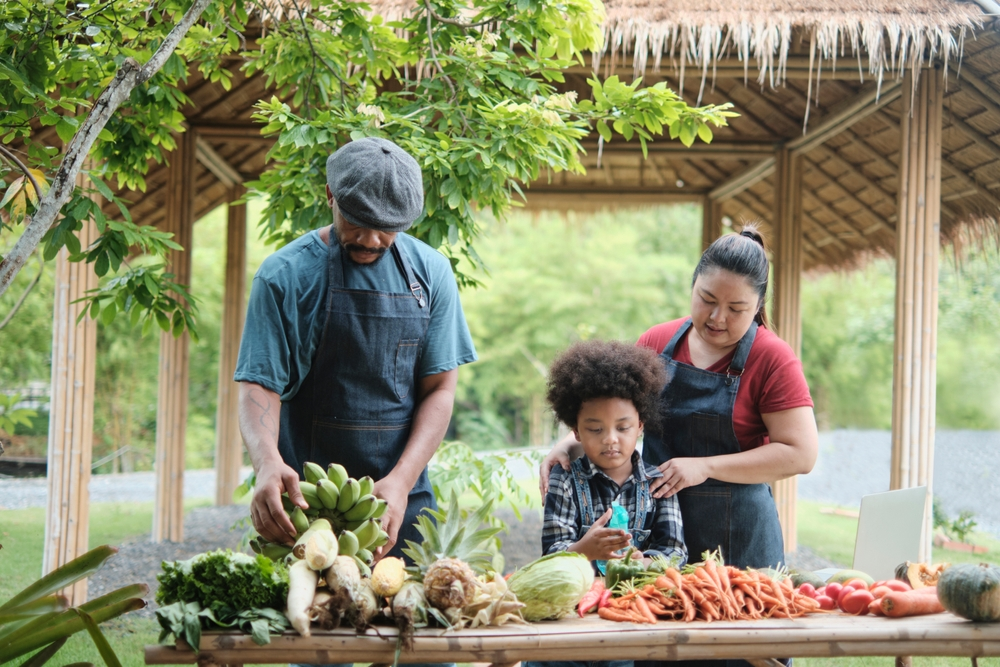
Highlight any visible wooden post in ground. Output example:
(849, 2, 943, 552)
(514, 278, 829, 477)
(702, 196, 721, 251)
(43, 174, 99, 605)
(771, 146, 803, 554)
(891, 69, 942, 562)
(214, 185, 247, 506)
(153, 130, 196, 542)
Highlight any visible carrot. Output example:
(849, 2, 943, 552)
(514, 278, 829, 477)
(879, 590, 945, 617)
(634, 594, 659, 623)
(598, 607, 636, 622)
(869, 599, 884, 616)
(654, 575, 672, 590)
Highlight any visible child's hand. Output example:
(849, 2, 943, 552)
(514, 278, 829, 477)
(571, 507, 631, 561)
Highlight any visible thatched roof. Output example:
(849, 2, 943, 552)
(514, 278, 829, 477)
(599, 0, 984, 94)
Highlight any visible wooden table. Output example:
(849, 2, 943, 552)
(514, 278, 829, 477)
(145, 614, 1000, 666)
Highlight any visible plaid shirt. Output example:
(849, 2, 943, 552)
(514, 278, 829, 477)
(542, 452, 687, 564)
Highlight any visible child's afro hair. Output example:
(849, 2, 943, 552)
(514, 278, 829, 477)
(546, 340, 666, 430)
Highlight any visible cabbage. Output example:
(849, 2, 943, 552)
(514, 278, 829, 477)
(507, 552, 595, 621)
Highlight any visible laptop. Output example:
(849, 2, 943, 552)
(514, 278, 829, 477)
(851, 486, 928, 581)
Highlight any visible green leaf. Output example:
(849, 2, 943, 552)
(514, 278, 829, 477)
(596, 120, 611, 142)
(75, 608, 123, 667)
(696, 122, 713, 144)
(0, 546, 117, 612)
(88, 175, 115, 201)
(94, 252, 110, 277)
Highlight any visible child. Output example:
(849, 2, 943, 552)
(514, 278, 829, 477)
(541, 339, 687, 571)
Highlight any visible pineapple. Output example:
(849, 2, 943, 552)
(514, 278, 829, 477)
(402, 492, 502, 613)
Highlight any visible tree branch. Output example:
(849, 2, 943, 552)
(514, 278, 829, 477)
(424, 3, 500, 30)
(0, 0, 214, 300)
(0, 145, 43, 207)
(424, 2, 456, 99)
(0, 253, 43, 330)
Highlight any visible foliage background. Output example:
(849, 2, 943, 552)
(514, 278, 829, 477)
(1, 203, 998, 468)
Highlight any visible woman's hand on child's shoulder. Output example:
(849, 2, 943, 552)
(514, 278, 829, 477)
(570, 507, 632, 561)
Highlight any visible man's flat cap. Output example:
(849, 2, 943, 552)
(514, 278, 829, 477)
(326, 137, 424, 232)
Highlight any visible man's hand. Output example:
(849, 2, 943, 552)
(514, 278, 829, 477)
(251, 459, 307, 545)
(650, 457, 711, 498)
(371, 475, 411, 561)
(571, 507, 631, 561)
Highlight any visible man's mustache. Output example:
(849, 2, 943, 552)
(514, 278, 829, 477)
(344, 243, 388, 256)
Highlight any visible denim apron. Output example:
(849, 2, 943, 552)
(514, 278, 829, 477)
(278, 238, 434, 562)
(638, 319, 787, 667)
(569, 458, 652, 561)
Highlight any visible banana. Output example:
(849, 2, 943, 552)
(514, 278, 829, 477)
(353, 518, 380, 549)
(304, 507, 320, 518)
(327, 463, 349, 490)
(369, 529, 390, 549)
(262, 543, 294, 561)
(249, 537, 263, 554)
(336, 478, 361, 513)
(290, 507, 311, 534)
(343, 494, 377, 522)
(280, 494, 296, 513)
(338, 529, 360, 557)
(352, 555, 372, 577)
(303, 462, 327, 485)
(370, 498, 389, 520)
(356, 547, 373, 564)
(299, 482, 322, 509)
(315, 478, 341, 510)
(357, 475, 375, 497)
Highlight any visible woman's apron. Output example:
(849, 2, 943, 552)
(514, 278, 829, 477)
(278, 239, 433, 562)
(643, 318, 784, 569)
(639, 319, 788, 667)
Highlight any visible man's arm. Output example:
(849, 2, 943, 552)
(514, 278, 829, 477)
(239, 381, 306, 545)
(371, 368, 457, 557)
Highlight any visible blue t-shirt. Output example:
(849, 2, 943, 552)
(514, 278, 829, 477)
(234, 230, 478, 400)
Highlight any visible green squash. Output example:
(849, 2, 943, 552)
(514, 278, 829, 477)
(936, 562, 1000, 622)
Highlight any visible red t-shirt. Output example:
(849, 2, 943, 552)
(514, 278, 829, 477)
(637, 318, 814, 451)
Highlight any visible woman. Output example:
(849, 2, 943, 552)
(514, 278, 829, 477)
(540, 226, 818, 574)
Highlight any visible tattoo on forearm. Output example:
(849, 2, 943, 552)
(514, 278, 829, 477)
(248, 388, 278, 438)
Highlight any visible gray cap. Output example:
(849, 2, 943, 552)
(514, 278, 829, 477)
(326, 137, 424, 232)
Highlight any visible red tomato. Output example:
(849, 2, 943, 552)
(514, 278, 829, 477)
(837, 585, 858, 607)
(815, 595, 836, 610)
(815, 586, 826, 597)
(841, 589, 875, 615)
(824, 582, 843, 600)
(843, 578, 870, 591)
(872, 580, 888, 589)
(882, 580, 912, 593)
(798, 583, 817, 599)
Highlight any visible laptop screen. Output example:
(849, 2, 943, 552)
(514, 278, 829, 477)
(852, 486, 927, 581)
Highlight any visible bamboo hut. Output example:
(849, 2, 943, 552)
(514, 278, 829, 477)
(35, 0, 1000, 604)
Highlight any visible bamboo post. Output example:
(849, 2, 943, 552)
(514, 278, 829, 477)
(770, 146, 804, 554)
(42, 172, 100, 606)
(214, 185, 247, 506)
(153, 130, 196, 542)
(890, 69, 942, 562)
(702, 196, 721, 251)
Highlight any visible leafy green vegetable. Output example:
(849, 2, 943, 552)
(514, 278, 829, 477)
(156, 549, 288, 614)
(155, 601, 290, 651)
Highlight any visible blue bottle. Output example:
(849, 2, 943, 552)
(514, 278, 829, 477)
(596, 501, 630, 574)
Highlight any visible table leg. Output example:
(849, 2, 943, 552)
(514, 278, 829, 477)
(747, 660, 784, 667)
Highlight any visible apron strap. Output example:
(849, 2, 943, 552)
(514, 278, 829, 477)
(632, 476, 651, 540)
(392, 244, 426, 308)
(569, 459, 596, 527)
(727, 321, 759, 376)
(661, 318, 693, 359)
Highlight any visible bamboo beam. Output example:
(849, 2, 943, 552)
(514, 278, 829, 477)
(196, 136, 242, 188)
(153, 130, 197, 543)
(890, 69, 943, 562)
(215, 185, 248, 506)
(701, 196, 720, 251)
(788, 80, 904, 155)
(771, 147, 803, 554)
(730, 189, 826, 264)
(569, 56, 882, 80)
(957, 65, 1000, 118)
(578, 140, 776, 158)
(804, 155, 894, 233)
(943, 110, 1000, 165)
(43, 170, 100, 606)
(708, 158, 776, 201)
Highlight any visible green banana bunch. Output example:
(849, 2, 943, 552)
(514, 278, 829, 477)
(257, 460, 395, 568)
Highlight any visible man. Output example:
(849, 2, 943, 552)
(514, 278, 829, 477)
(235, 137, 477, 561)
